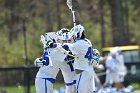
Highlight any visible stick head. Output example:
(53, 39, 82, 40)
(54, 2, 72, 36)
(67, 0, 72, 10)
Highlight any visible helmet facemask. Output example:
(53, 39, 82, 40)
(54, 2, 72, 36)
(56, 28, 73, 43)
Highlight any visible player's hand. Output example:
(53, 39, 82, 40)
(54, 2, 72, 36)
(89, 56, 99, 66)
(34, 58, 44, 67)
(93, 49, 100, 57)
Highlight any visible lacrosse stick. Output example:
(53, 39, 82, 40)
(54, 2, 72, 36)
(67, 0, 76, 26)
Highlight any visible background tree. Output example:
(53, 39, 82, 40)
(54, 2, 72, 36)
(108, 0, 130, 46)
(99, 0, 106, 47)
(0, 0, 139, 65)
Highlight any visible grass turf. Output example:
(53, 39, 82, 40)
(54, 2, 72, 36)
(0, 83, 139, 93)
(0, 83, 64, 93)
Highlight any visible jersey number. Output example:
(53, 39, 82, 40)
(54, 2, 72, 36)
(42, 51, 49, 66)
(84, 47, 93, 61)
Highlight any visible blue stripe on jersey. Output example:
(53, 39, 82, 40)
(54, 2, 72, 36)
(45, 79, 47, 93)
(36, 77, 56, 84)
(65, 80, 76, 86)
(42, 78, 56, 84)
(77, 73, 82, 93)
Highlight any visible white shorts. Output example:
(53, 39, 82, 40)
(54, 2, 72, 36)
(76, 70, 95, 93)
(35, 65, 59, 93)
(60, 61, 76, 85)
(105, 72, 121, 84)
(36, 61, 76, 93)
(60, 60, 76, 93)
(35, 77, 55, 93)
(118, 74, 125, 82)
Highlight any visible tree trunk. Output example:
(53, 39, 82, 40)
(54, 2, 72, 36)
(5, 0, 20, 44)
(56, 0, 62, 29)
(44, 0, 53, 32)
(123, 0, 131, 44)
(108, 0, 127, 46)
(99, 0, 106, 47)
(5, 0, 15, 44)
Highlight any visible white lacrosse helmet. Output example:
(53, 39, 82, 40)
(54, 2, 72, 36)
(56, 28, 70, 40)
(44, 32, 57, 40)
(113, 47, 122, 54)
(40, 32, 57, 48)
(109, 47, 121, 56)
(71, 24, 85, 40)
(109, 48, 119, 58)
(61, 28, 70, 33)
(61, 32, 72, 40)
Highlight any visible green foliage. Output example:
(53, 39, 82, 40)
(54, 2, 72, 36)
(83, 21, 101, 49)
(0, 0, 139, 65)
(0, 83, 64, 93)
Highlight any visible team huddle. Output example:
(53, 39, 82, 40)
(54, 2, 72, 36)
(34, 24, 100, 93)
(31, 0, 135, 92)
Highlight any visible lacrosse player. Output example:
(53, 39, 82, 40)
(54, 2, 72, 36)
(35, 32, 62, 93)
(62, 24, 100, 93)
(103, 48, 126, 92)
(103, 50, 117, 90)
(56, 29, 76, 93)
(115, 48, 127, 91)
(34, 29, 76, 93)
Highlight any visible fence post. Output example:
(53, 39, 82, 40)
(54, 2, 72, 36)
(24, 67, 30, 93)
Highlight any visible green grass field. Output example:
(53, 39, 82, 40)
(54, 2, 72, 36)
(0, 83, 64, 93)
(0, 83, 139, 93)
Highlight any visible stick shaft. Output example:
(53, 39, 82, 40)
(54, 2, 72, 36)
(72, 10, 76, 26)
(67, 0, 77, 26)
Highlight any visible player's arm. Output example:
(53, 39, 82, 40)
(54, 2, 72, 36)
(62, 43, 79, 55)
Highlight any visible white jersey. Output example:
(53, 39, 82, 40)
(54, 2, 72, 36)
(105, 55, 125, 83)
(35, 48, 62, 93)
(117, 54, 124, 64)
(35, 45, 76, 93)
(68, 39, 93, 71)
(116, 54, 127, 77)
(67, 38, 95, 93)
(36, 47, 67, 78)
(105, 56, 116, 73)
(105, 56, 117, 83)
